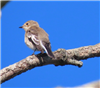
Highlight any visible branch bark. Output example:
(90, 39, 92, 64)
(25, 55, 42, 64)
(56, 80, 100, 88)
(1, 1, 9, 8)
(0, 0, 10, 18)
(0, 43, 100, 84)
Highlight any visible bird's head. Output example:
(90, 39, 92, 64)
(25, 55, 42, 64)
(19, 20, 39, 31)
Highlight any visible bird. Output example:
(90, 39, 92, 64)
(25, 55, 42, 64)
(19, 20, 55, 59)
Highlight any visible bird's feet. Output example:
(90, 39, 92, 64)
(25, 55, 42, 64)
(36, 52, 44, 57)
(31, 53, 35, 56)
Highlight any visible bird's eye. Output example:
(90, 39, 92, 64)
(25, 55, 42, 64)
(26, 23, 28, 25)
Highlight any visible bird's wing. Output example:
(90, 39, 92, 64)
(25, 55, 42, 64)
(27, 28, 40, 45)
(26, 27, 54, 58)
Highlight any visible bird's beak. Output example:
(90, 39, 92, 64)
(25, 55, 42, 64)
(19, 26, 23, 28)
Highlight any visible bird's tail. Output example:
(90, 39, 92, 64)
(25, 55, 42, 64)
(40, 41, 55, 59)
(45, 44, 55, 59)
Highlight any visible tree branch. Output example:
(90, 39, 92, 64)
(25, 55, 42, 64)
(56, 80, 100, 88)
(1, 1, 10, 8)
(0, 43, 100, 84)
(0, 0, 10, 18)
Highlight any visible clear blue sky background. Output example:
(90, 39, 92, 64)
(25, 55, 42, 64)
(1, 1, 99, 88)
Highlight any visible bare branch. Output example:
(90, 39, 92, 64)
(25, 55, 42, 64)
(0, 43, 100, 84)
(56, 80, 100, 88)
(1, 1, 10, 8)
(0, 1, 10, 17)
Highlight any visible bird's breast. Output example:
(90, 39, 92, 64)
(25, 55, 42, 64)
(25, 36, 37, 51)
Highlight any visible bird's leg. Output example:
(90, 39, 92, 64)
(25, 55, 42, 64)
(36, 50, 44, 56)
(32, 49, 36, 55)
(38, 50, 45, 56)
(40, 49, 44, 54)
(35, 50, 43, 57)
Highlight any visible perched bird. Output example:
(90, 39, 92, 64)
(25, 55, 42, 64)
(19, 20, 55, 58)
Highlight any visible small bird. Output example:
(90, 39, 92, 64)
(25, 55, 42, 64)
(19, 20, 55, 58)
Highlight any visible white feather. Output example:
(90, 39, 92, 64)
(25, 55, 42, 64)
(40, 40, 48, 54)
(32, 35, 39, 41)
(28, 34, 31, 38)
(31, 35, 39, 45)
(27, 33, 39, 45)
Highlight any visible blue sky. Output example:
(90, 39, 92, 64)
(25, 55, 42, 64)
(1, 1, 99, 88)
